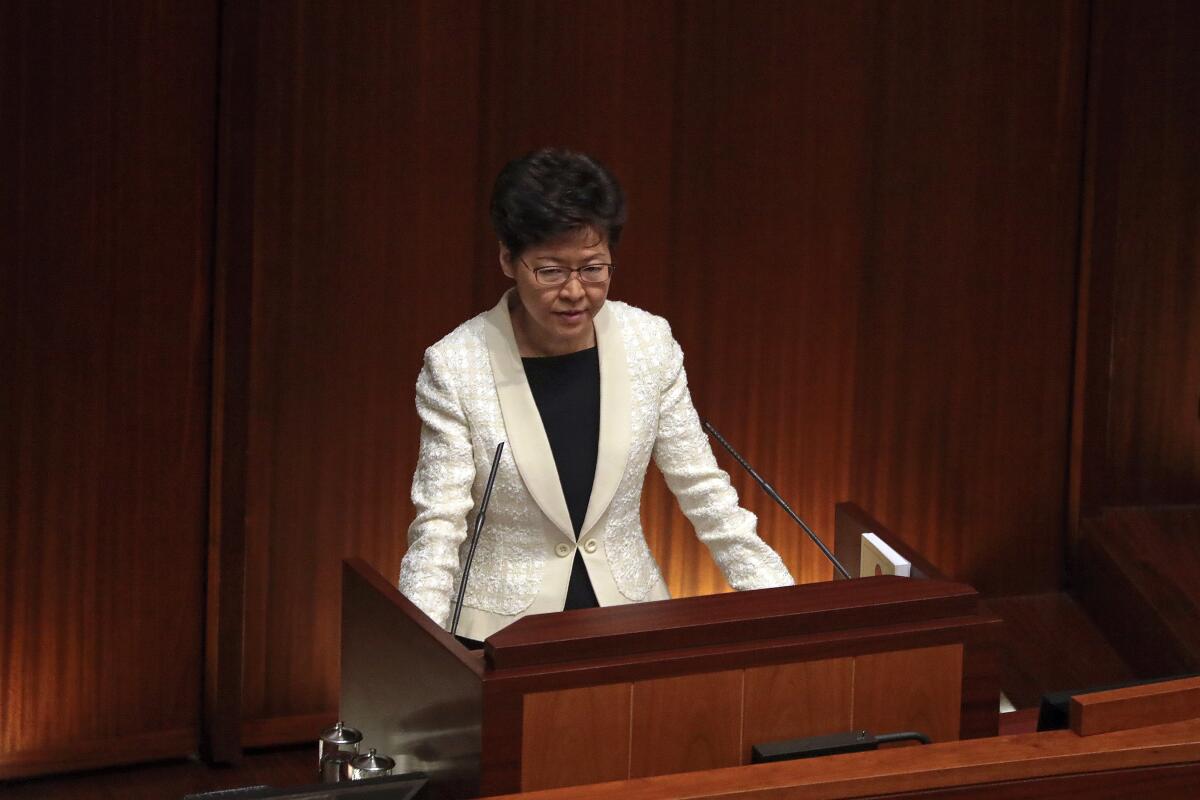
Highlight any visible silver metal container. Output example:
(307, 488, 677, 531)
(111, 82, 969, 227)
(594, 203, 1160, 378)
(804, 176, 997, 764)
(349, 747, 396, 780)
(318, 720, 363, 782)
(319, 749, 355, 783)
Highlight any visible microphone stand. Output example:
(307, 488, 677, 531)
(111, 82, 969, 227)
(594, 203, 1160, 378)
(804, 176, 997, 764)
(450, 441, 505, 637)
(702, 420, 852, 580)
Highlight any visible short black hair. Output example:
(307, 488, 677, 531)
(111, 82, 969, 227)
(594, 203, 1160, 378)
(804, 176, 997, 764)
(490, 148, 627, 259)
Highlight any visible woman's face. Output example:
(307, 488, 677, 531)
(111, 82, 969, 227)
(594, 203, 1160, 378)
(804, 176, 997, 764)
(500, 227, 612, 356)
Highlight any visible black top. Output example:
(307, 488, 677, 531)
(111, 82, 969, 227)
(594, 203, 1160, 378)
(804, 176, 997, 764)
(522, 345, 601, 611)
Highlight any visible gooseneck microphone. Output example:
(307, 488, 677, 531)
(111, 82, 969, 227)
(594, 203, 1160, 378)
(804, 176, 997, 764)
(702, 420, 852, 580)
(450, 441, 506, 637)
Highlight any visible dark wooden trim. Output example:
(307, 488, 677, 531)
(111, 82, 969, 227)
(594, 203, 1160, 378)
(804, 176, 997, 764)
(1071, 677, 1200, 737)
(855, 762, 1200, 799)
(479, 683, 525, 797)
(961, 635, 1002, 740)
(1075, 507, 1200, 677)
(486, 614, 1000, 691)
(482, 718, 1200, 799)
(486, 576, 976, 669)
(0, 729, 197, 782)
(241, 713, 338, 749)
(202, 0, 259, 766)
(1067, 0, 1111, 544)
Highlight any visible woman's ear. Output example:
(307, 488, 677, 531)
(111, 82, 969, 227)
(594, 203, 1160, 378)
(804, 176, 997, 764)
(499, 242, 516, 279)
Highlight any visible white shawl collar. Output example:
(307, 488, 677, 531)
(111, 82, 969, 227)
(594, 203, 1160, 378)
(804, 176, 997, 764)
(482, 290, 632, 543)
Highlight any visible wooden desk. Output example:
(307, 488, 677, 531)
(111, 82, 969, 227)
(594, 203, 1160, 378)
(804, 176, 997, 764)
(340, 560, 1000, 798)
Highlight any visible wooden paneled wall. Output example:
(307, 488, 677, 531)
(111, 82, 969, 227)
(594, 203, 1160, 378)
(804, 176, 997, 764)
(846, 1, 1086, 595)
(632, 0, 875, 595)
(228, 0, 1088, 746)
(1071, 0, 1200, 527)
(233, 0, 483, 739)
(0, 0, 218, 779)
(4, 0, 1195, 777)
(471, 0, 1087, 597)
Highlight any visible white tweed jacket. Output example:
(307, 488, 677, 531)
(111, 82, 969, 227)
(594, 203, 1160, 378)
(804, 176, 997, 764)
(399, 290, 794, 641)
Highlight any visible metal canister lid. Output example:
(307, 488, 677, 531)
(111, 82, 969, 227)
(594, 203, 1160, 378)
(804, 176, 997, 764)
(319, 720, 363, 746)
(350, 747, 395, 778)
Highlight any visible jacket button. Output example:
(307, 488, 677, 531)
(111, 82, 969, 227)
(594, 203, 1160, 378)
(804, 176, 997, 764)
(583, 539, 598, 554)
(555, 543, 571, 558)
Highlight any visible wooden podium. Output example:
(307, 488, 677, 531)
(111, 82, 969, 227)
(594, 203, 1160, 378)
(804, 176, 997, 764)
(341, 541, 1000, 798)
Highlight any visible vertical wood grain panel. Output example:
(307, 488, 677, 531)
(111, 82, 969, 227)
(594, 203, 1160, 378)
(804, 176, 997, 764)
(854, 645, 963, 743)
(204, 0, 259, 762)
(474, 2, 709, 592)
(475, 0, 1087, 598)
(474, 0, 678, 314)
(1072, 0, 1200, 521)
(660, 0, 874, 592)
(742, 658, 854, 764)
(629, 670, 743, 778)
(238, 0, 482, 734)
(521, 683, 632, 791)
(0, 0, 217, 778)
(849, 1, 1087, 595)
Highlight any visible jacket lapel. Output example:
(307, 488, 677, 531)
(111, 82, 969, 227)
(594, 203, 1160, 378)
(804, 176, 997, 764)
(580, 301, 632, 538)
(483, 292, 575, 541)
(482, 292, 633, 543)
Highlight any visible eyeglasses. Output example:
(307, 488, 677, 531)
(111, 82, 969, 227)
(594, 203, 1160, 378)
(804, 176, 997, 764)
(519, 257, 615, 287)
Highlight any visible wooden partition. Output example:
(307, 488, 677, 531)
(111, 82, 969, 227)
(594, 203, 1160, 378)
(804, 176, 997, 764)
(0, 0, 218, 780)
(229, 0, 483, 749)
(1071, 0, 1200, 530)
(1075, 506, 1200, 678)
(340, 559, 1000, 798)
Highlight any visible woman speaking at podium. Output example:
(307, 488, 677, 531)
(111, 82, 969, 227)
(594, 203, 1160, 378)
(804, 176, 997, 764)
(399, 149, 793, 644)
